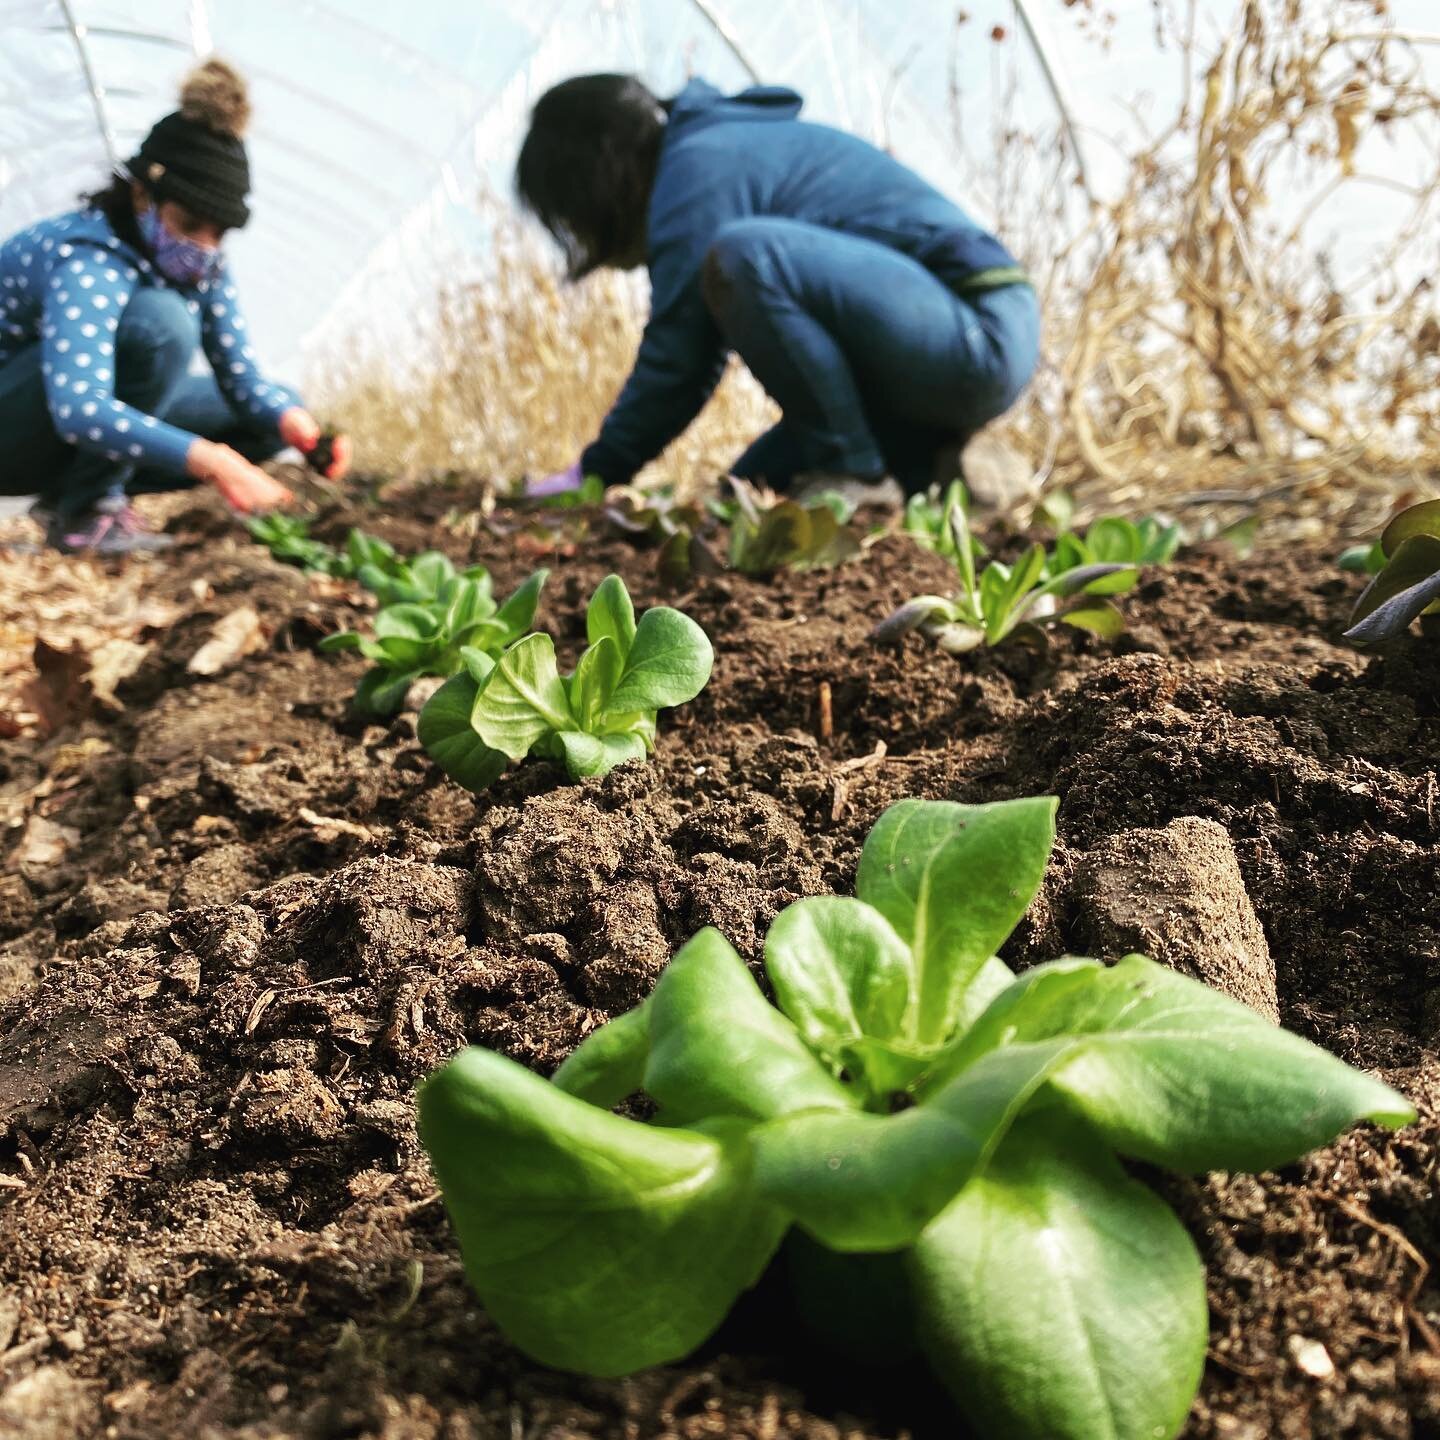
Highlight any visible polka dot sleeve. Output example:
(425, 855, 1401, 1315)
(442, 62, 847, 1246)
(40, 245, 194, 476)
(199, 273, 299, 432)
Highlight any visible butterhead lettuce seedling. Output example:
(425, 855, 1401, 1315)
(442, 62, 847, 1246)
(418, 573, 712, 790)
(320, 566, 547, 716)
(1344, 498, 1440, 643)
(418, 796, 1412, 1440)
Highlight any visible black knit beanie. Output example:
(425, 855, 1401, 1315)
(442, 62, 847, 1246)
(130, 58, 252, 229)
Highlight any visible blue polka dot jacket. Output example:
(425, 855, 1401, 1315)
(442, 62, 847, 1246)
(0, 207, 298, 476)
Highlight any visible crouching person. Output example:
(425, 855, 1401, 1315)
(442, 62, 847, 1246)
(520, 74, 1038, 501)
(0, 59, 349, 553)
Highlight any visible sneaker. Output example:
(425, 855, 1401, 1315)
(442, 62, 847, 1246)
(48, 496, 174, 555)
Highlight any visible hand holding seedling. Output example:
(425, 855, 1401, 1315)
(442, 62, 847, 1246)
(188, 437, 293, 515)
(280, 407, 352, 481)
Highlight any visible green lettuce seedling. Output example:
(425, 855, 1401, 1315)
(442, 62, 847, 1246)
(902, 479, 988, 567)
(419, 796, 1412, 1440)
(418, 573, 712, 790)
(725, 480, 862, 575)
(876, 493, 1138, 652)
(1048, 513, 1182, 573)
(320, 568, 547, 716)
(247, 514, 345, 575)
(1345, 498, 1440, 643)
(353, 547, 494, 608)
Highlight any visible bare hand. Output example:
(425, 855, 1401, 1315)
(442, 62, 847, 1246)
(188, 439, 294, 514)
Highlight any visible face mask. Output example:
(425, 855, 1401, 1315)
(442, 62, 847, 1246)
(137, 205, 220, 287)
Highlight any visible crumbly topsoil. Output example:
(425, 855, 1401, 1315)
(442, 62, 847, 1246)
(0, 491, 1436, 1440)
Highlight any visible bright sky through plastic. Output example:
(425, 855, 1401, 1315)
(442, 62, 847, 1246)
(1, 0, 1436, 384)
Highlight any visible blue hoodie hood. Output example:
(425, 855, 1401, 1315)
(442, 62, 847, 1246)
(667, 78, 804, 130)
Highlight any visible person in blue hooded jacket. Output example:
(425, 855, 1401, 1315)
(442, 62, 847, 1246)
(519, 74, 1039, 500)
(0, 59, 350, 553)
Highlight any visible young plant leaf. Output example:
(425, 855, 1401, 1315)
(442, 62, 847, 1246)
(471, 633, 575, 761)
(608, 607, 714, 713)
(765, 896, 916, 1062)
(354, 666, 417, 716)
(586, 573, 637, 654)
(1060, 601, 1126, 638)
(568, 633, 623, 731)
(750, 1038, 1078, 1252)
(494, 568, 548, 639)
(417, 672, 509, 791)
(419, 1048, 786, 1377)
(643, 928, 857, 1125)
(855, 797, 1058, 1044)
(953, 955, 1416, 1171)
(1380, 496, 1440, 554)
(908, 1113, 1207, 1440)
(870, 597, 952, 644)
(552, 1002, 651, 1108)
(556, 729, 648, 778)
(1344, 533, 1440, 644)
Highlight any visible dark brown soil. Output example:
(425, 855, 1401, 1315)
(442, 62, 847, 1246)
(1, 489, 1437, 1440)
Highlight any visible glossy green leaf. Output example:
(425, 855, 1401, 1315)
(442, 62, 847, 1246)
(354, 665, 416, 716)
(556, 729, 648, 778)
(552, 1003, 651, 1108)
(855, 797, 1058, 1044)
(471, 633, 575, 761)
(954, 955, 1416, 1171)
(375, 603, 442, 641)
(1083, 517, 1140, 564)
(569, 634, 623, 731)
(608, 606, 714, 713)
(1381, 497, 1440, 556)
(765, 897, 916, 1061)
(494, 568, 548, 640)
(909, 1113, 1206, 1440)
(586, 573, 637, 654)
(458, 647, 497, 684)
(419, 1048, 786, 1377)
(409, 551, 457, 597)
(1060, 601, 1126, 638)
(318, 630, 364, 653)
(751, 1039, 1076, 1251)
(643, 928, 856, 1125)
(418, 672, 509, 792)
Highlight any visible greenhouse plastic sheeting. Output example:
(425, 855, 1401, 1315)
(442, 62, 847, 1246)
(0, 0, 1088, 376)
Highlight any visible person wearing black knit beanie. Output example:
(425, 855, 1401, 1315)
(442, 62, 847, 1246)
(0, 59, 352, 554)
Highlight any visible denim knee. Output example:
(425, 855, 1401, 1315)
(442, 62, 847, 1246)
(701, 219, 786, 321)
(115, 288, 196, 381)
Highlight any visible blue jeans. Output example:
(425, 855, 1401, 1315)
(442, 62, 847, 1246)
(700, 218, 1040, 493)
(0, 288, 284, 519)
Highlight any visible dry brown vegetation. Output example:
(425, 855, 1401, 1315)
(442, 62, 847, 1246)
(311, 0, 1440, 540)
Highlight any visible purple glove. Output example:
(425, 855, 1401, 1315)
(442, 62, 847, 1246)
(525, 460, 585, 499)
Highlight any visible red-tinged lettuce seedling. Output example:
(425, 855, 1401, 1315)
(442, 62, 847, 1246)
(320, 565, 547, 717)
(1344, 498, 1440, 643)
(418, 795, 1413, 1440)
(417, 573, 713, 791)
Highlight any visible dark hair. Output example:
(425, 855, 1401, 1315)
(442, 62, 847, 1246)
(516, 74, 666, 280)
(82, 173, 145, 254)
